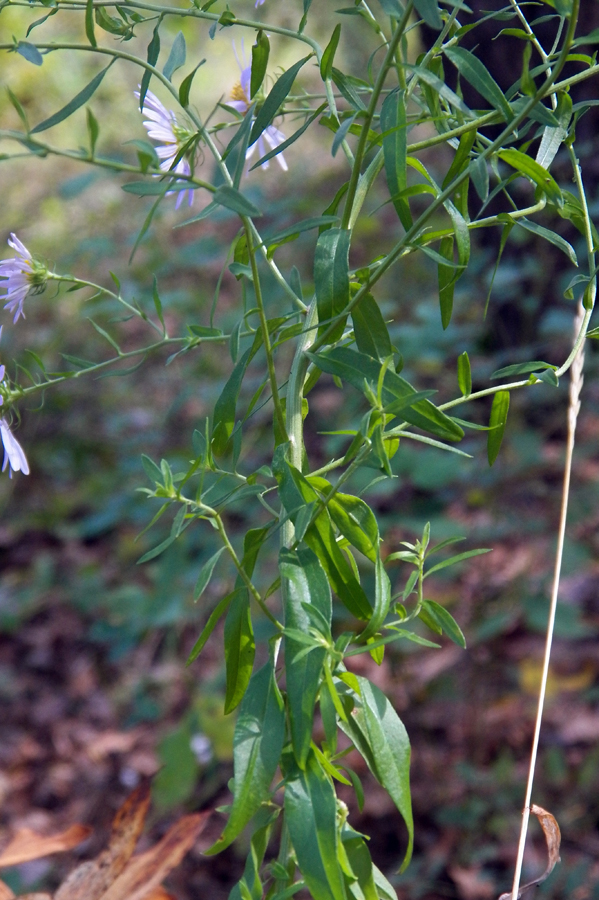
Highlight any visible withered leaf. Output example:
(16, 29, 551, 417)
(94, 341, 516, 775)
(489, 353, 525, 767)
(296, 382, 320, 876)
(498, 804, 561, 900)
(0, 826, 92, 868)
(55, 779, 152, 900)
(100, 812, 210, 900)
(144, 889, 176, 900)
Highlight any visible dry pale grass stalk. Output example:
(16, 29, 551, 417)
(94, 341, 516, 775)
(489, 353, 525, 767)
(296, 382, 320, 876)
(508, 301, 586, 900)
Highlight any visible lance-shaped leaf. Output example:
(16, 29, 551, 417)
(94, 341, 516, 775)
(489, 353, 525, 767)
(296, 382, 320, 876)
(341, 826, 379, 900)
(273, 449, 371, 620)
(306, 347, 464, 442)
(327, 493, 379, 563)
(250, 55, 312, 145)
(380, 89, 411, 231)
(414, 0, 442, 28)
(163, 31, 186, 81)
(498, 149, 563, 208)
(358, 553, 391, 644)
(224, 589, 255, 713)
(339, 677, 413, 870)
(315, 229, 351, 343)
(228, 808, 279, 900)
(444, 47, 512, 120)
(212, 348, 252, 456)
(487, 390, 510, 466)
(351, 292, 393, 362)
(32, 60, 115, 133)
(250, 30, 270, 98)
(280, 548, 331, 767)
(284, 751, 347, 900)
(207, 664, 284, 853)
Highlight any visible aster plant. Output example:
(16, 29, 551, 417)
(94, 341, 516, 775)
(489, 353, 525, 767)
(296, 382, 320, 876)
(0, 2, 598, 900)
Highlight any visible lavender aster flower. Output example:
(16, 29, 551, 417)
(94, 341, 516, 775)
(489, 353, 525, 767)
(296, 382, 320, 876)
(135, 88, 196, 209)
(0, 418, 29, 477)
(228, 64, 288, 172)
(0, 234, 47, 323)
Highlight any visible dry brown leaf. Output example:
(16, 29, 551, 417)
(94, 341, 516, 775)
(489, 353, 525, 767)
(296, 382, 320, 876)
(144, 888, 176, 900)
(530, 804, 561, 877)
(498, 804, 561, 900)
(55, 779, 152, 900)
(100, 812, 210, 900)
(0, 879, 16, 900)
(0, 826, 92, 868)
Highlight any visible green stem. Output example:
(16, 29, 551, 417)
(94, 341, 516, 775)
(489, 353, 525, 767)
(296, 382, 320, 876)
(214, 512, 282, 629)
(341, 2, 414, 230)
(244, 223, 288, 445)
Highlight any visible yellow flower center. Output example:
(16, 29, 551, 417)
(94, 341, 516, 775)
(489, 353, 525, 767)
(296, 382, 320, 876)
(230, 82, 248, 105)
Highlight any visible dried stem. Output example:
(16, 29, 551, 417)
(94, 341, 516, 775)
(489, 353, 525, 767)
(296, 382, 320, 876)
(509, 302, 585, 900)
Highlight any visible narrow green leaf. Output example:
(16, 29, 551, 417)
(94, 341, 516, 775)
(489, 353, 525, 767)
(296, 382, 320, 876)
(457, 351, 471, 396)
(26, 9, 58, 37)
(327, 493, 379, 563)
(409, 64, 473, 118)
(491, 360, 554, 378)
(152, 275, 166, 333)
(31, 60, 114, 133)
(140, 20, 161, 111)
(186, 589, 238, 665)
(250, 55, 312, 145)
(163, 31, 186, 81)
(331, 67, 367, 111)
(422, 599, 466, 648)
(314, 228, 351, 342)
(122, 180, 188, 195)
(320, 24, 341, 81)
(250, 30, 270, 99)
(212, 348, 252, 456)
(179, 59, 205, 107)
(437, 235, 454, 330)
(306, 347, 464, 443)
(224, 589, 255, 713)
(445, 47, 513, 120)
(85, 0, 97, 47)
(249, 102, 327, 171)
(515, 218, 577, 266)
(425, 548, 491, 577)
(499, 148, 563, 207)
(88, 318, 120, 352)
(414, 0, 442, 28)
(86, 107, 99, 156)
(207, 662, 284, 851)
(229, 809, 278, 900)
(341, 827, 379, 900)
(214, 185, 262, 218)
(487, 390, 510, 465)
(136, 533, 177, 564)
(7, 87, 29, 131)
(359, 552, 392, 644)
(380, 89, 411, 231)
(339, 677, 413, 870)
(280, 548, 331, 767)
(266, 216, 339, 247)
(142, 452, 162, 484)
(351, 292, 393, 361)
(284, 751, 347, 900)
(194, 547, 226, 600)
